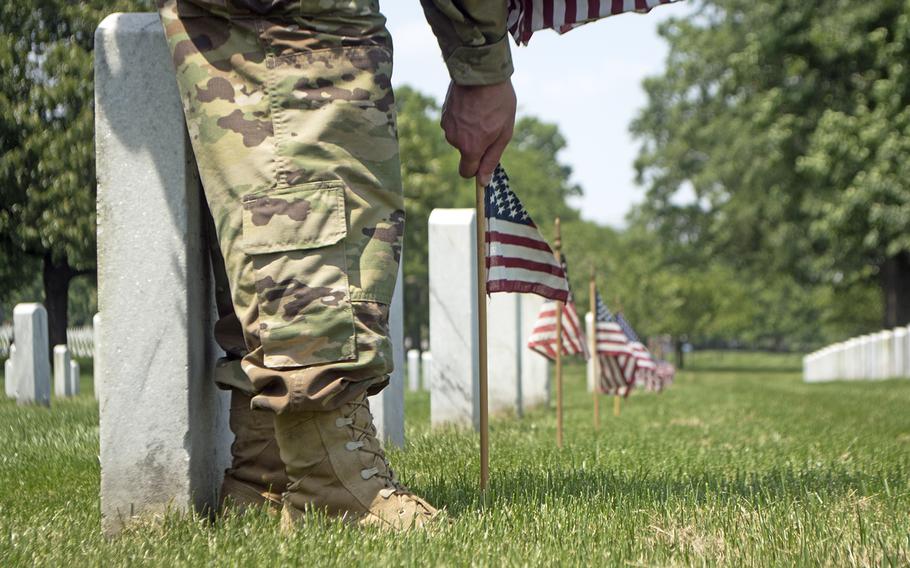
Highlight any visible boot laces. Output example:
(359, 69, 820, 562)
(339, 399, 429, 507)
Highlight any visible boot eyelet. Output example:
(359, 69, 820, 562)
(360, 467, 379, 480)
(335, 417, 352, 428)
(346, 441, 364, 451)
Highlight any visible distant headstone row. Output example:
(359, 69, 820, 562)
(66, 326, 95, 359)
(804, 326, 910, 382)
(0, 324, 93, 359)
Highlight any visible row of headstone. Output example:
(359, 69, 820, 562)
(426, 209, 551, 429)
(804, 326, 910, 382)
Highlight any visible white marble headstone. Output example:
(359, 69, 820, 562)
(420, 351, 433, 394)
(487, 293, 520, 416)
(69, 360, 81, 396)
(369, 264, 405, 449)
(428, 209, 478, 428)
(93, 312, 101, 400)
(407, 349, 420, 391)
(519, 293, 549, 411)
(13, 303, 50, 406)
(54, 344, 73, 398)
(4, 344, 16, 399)
(96, 14, 231, 535)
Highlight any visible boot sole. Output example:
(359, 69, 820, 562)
(220, 476, 283, 516)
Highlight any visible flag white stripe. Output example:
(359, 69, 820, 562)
(553, 0, 566, 28)
(487, 266, 569, 291)
(532, 0, 544, 32)
(576, 1, 588, 22)
(487, 217, 556, 242)
(510, 0, 680, 44)
(487, 242, 563, 270)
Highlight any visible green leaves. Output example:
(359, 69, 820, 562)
(0, 1, 153, 301)
(630, 0, 910, 342)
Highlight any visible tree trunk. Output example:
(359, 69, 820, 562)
(42, 254, 73, 362)
(881, 252, 910, 328)
(675, 338, 685, 369)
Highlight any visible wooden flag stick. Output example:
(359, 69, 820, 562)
(554, 217, 563, 449)
(589, 269, 600, 430)
(614, 295, 623, 417)
(475, 179, 490, 490)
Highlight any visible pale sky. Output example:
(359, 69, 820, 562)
(381, 1, 694, 228)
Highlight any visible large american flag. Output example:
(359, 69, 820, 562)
(528, 258, 589, 361)
(593, 292, 635, 396)
(485, 165, 570, 302)
(507, 0, 682, 45)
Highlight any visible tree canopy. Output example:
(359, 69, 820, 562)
(629, 0, 906, 346)
(0, 1, 151, 345)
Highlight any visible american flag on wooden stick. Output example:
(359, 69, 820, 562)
(528, 258, 589, 361)
(593, 292, 636, 396)
(614, 312, 656, 386)
(485, 165, 570, 302)
(653, 360, 676, 391)
(507, 0, 682, 45)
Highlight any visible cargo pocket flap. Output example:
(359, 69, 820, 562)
(242, 180, 346, 255)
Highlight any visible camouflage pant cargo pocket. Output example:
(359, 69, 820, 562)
(242, 180, 356, 368)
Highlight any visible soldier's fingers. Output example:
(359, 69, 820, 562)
(459, 150, 482, 179)
(476, 128, 512, 186)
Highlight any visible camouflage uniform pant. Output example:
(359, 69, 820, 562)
(158, 0, 403, 413)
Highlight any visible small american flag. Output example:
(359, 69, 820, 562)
(485, 165, 570, 302)
(507, 0, 682, 45)
(528, 258, 589, 361)
(593, 292, 635, 396)
(614, 312, 656, 386)
(652, 360, 676, 392)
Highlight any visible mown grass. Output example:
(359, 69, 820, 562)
(0, 352, 908, 566)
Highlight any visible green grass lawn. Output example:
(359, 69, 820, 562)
(0, 352, 908, 566)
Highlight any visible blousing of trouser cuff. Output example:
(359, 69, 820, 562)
(215, 302, 394, 413)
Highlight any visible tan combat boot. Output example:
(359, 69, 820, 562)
(275, 394, 438, 531)
(220, 389, 290, 513)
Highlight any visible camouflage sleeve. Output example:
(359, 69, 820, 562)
(419, 0, 513, 86)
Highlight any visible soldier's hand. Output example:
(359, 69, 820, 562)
(441, 79, 517, 186)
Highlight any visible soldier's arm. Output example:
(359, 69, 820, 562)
(419, 0, 513, 86)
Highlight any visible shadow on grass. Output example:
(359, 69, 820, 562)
(421, 465, 905, 517)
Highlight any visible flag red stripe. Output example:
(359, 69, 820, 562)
(562, 306, 584, 346)
(522, 0, 535, 42)
(486, 256, 566, 276)
(589, 0, 599, 19)
(487, 280, 569, 302)
(565, 0, 577, 24)
(487, 231, 556, 253)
